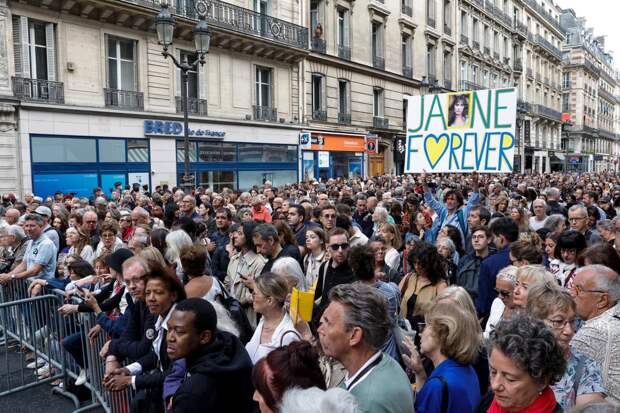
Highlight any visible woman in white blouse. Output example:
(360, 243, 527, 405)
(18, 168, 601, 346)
(245, 272, 300, 364)
(303, 227, 328, 289)
(66, 226, 95, 265)
(379, 223, 403, 272)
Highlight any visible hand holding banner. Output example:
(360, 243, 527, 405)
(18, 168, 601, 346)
(404, 88, 517, 173)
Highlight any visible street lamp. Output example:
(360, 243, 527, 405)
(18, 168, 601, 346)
(420, 75, 429, 95)
(156, 3, 211, 194)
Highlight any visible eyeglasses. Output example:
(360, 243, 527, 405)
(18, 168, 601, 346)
(571, 284, 607, 296)
(101, 233, 115, 238)
(568, 216, 587, 222)
(494, 288, 512, 298)
(329, 243, 350, 251)
(546, 318, 577, 330)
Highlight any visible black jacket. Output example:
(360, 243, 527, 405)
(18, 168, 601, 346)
(171, 331, 254, 413)
(77, 280, 124, 313)
(109, 299, 156, 361)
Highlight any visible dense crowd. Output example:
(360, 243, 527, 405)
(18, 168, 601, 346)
(1, 171, 620, 413)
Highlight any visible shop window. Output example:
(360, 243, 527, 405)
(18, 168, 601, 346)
(195, 170, 236, 192)
(31, 136, 96, 163)
(99, 139, 126, 163)
(238, 170, 297, 190)
(197, 142, 236, 162)
(238, 144, 296, 163)
(128, 139, 149, 162)
(176, 141, 198, 162)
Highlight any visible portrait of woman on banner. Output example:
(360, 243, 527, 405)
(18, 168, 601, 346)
(447, 93, 471, 128)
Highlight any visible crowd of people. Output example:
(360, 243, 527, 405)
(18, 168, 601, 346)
(0, 171, 620, 413)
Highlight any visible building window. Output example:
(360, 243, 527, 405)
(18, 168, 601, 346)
(12, 16, 56, 81)
(426, 43, 436, 79)
(311, 73, 326, 120)
(372, 22, 383, 60)
(255, 66, 272, 107)
(460, 61, 467, 82)
(472, 65, 478, 85)
(373, 88, 384, 117)
(460, 12, 467, 38)
(310, 0, 320, 33)
(443, 51, 452, 88)
(338, 79, 349, 114)
(337, 8, 350, 58)
(179, 50, 199, 98)
(107, 36, 136, 91)
(32, 137, 97, 163)
(402, 34, 412, 75)
(443, 0, 451, 33)
(427, 0, 436, 27)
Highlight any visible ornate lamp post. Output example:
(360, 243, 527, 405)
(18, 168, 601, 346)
(156, 3, 211, 194)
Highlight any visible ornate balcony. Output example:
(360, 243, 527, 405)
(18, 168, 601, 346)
(484, 46, 490, 55)
(311, 37, 326, 53)
(12, 77, 64, 104)
(534, 104, 561, 121)
(444, 25, 452, 36)
(104, 88, 144, 110)
(493, 51, 500, 60)
(373, 116, 389, 129)
(338, 112, 352, 125)
(373, 55, 385, 70)
(338, 45, 351, 60)
(253, 105, 278, 122)
(473, 40, 480, 50)
(459, 80, 484, 91)
(312, 109, 327, 121)
(175, 97, 208, 116)
(444, 79, 452, 90)
(535, 34, 562, 61)
(522, 0, 564, 34)
(513, 59, 523, 72)
(527, 68, 533, 78)
(402, 66, 413, 78)
(460, 34, 469, 46)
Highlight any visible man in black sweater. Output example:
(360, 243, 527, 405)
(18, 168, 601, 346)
(166, 298, 254, 413)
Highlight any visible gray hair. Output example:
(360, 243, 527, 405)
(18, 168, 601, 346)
(532, 198, 547, 208)
(132, 234, 150, 249)
(436, 237, 456, 255)
(577, 264, 620, 303)
(612, 216, 620, 226)
(4, 224, 26, 241)
(165, 230, 193, 264)
(328, 283, 390, 351)
(569, 204, 587, 216)
(372, 206, 389, 223)
(497, 265, 518, 285)
(597, 219, 615, 232)
(543, 214, 565, 232)
(253, 223, 278, 241)
(545, 187, 560, 200)
(271, 257, 307, 291)
(133, 206, 149, 218)
(23, 213, 44, 226)
(279, 387, 362, 413)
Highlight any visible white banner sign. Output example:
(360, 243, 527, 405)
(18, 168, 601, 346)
(404, 88, 517, 173)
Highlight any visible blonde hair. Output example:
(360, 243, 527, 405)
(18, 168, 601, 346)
(516, 265, 555, 286)
(139, 246, 167, 268)
(380, 223, 403, 250)
(526, 281, 575, 320)
(426, 301, 481, 365)
(255, 272, 289, 307)
(435, 286, 477, 319)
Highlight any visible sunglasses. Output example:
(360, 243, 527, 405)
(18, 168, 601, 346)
(329, 243, 350, 251)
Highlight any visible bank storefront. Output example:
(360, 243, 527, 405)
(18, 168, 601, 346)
(299, 131, 367, 181)
(21, 109, 300, 197)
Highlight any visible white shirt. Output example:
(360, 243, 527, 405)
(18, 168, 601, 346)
(384, 248, 400, 271)
(245, 312, 299, 364)
(529, 216, 547, 231)
(344, 351, 382, 391)
(484, 298, 505, 338)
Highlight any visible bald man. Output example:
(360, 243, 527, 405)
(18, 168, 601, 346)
(4, 208, 20, 225)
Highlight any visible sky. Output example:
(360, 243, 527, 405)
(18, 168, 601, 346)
(557, 0, 620, 64)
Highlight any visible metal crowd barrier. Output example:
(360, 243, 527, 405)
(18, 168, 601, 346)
(0, 279, 132, 413)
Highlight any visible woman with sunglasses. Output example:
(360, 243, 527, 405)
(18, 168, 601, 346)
(484, 266, 518, 338)
(245, 272, 299, 364)
(526, 281, 604, 410)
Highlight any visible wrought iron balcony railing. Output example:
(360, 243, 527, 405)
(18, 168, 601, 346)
(252, 105, 277, 121)
(312, 109, 327, 121)
(338, 45, 351, 60)
(12, 77, 64, 104)
(513, 59, 523, 72)
(459, 80, 484, 91)
(444, 25, 452, 36)
(373, 55, 385, 70)
(172, 0, 309, 49)
(338, 112, 351, 124)
(535, 34, 562, 60)
(175, 96, 208, 116)
(402, 66, 413, 78)
(104, 88, 144, 110)
(311, 37, 326, 53)
(460, 34, 469, 46)
(373, 116, 389, 129)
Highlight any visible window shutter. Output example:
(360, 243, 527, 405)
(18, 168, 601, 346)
(12, 16, 23, 77)
(45, 23, 56, 81)
(17, 16, 31, 78)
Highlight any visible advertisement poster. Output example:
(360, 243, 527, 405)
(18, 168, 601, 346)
(404, 88, 517, 173)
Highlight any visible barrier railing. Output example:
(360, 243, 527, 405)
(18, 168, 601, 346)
(0, 279, 132, 413)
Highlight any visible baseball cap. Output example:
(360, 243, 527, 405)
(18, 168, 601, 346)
(34, 206, 52, 218)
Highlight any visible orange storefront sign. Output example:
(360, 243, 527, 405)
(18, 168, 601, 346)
(310, 133, 366, 152)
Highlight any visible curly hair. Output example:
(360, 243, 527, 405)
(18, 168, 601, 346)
(407, 242, 447, 285)
(489, 314, 566, 386)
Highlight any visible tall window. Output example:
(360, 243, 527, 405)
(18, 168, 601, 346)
(504, 37, 509, 61)
(107, 36, 136, 91)
(373, 88, 384, 117)
(460, 61, 467, 82)
(472, 19, 479, 44)
(310, 0, 320, 33)
(562, 72, 570, 89)
(338, 79, 349, 114)
(180, 51, 198, 98)
(372, 22, 383, 59)
(443, 51, 452, 86)
(493, 31, 499, 54)
(443, 0, 451, 33)
(426, 43, 436, 79)
(311, 74, 325, 116)
(12, 16, 56, 81)
(402, 34, 412, 71)
(460, 12, 467, 37)
(255, 66, 272, 107)
(427, 0, 436, 27)
(483, 25, 489, 50)
(337, 9, 347, 47)
(472, 65, 478, 85)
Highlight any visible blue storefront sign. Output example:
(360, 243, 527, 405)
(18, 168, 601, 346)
(144, 120, 226, 138)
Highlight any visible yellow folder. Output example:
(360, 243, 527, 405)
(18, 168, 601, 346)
(289, 287, 315, 323)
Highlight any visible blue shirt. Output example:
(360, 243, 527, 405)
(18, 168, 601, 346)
(475, 246, 510, 317)
(415, 359, 481, 413)
(424, 191, 480, 245)
(24, 235, 57, 280)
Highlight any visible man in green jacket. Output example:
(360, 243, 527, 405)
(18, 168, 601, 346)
(318, 283, 414, 413)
